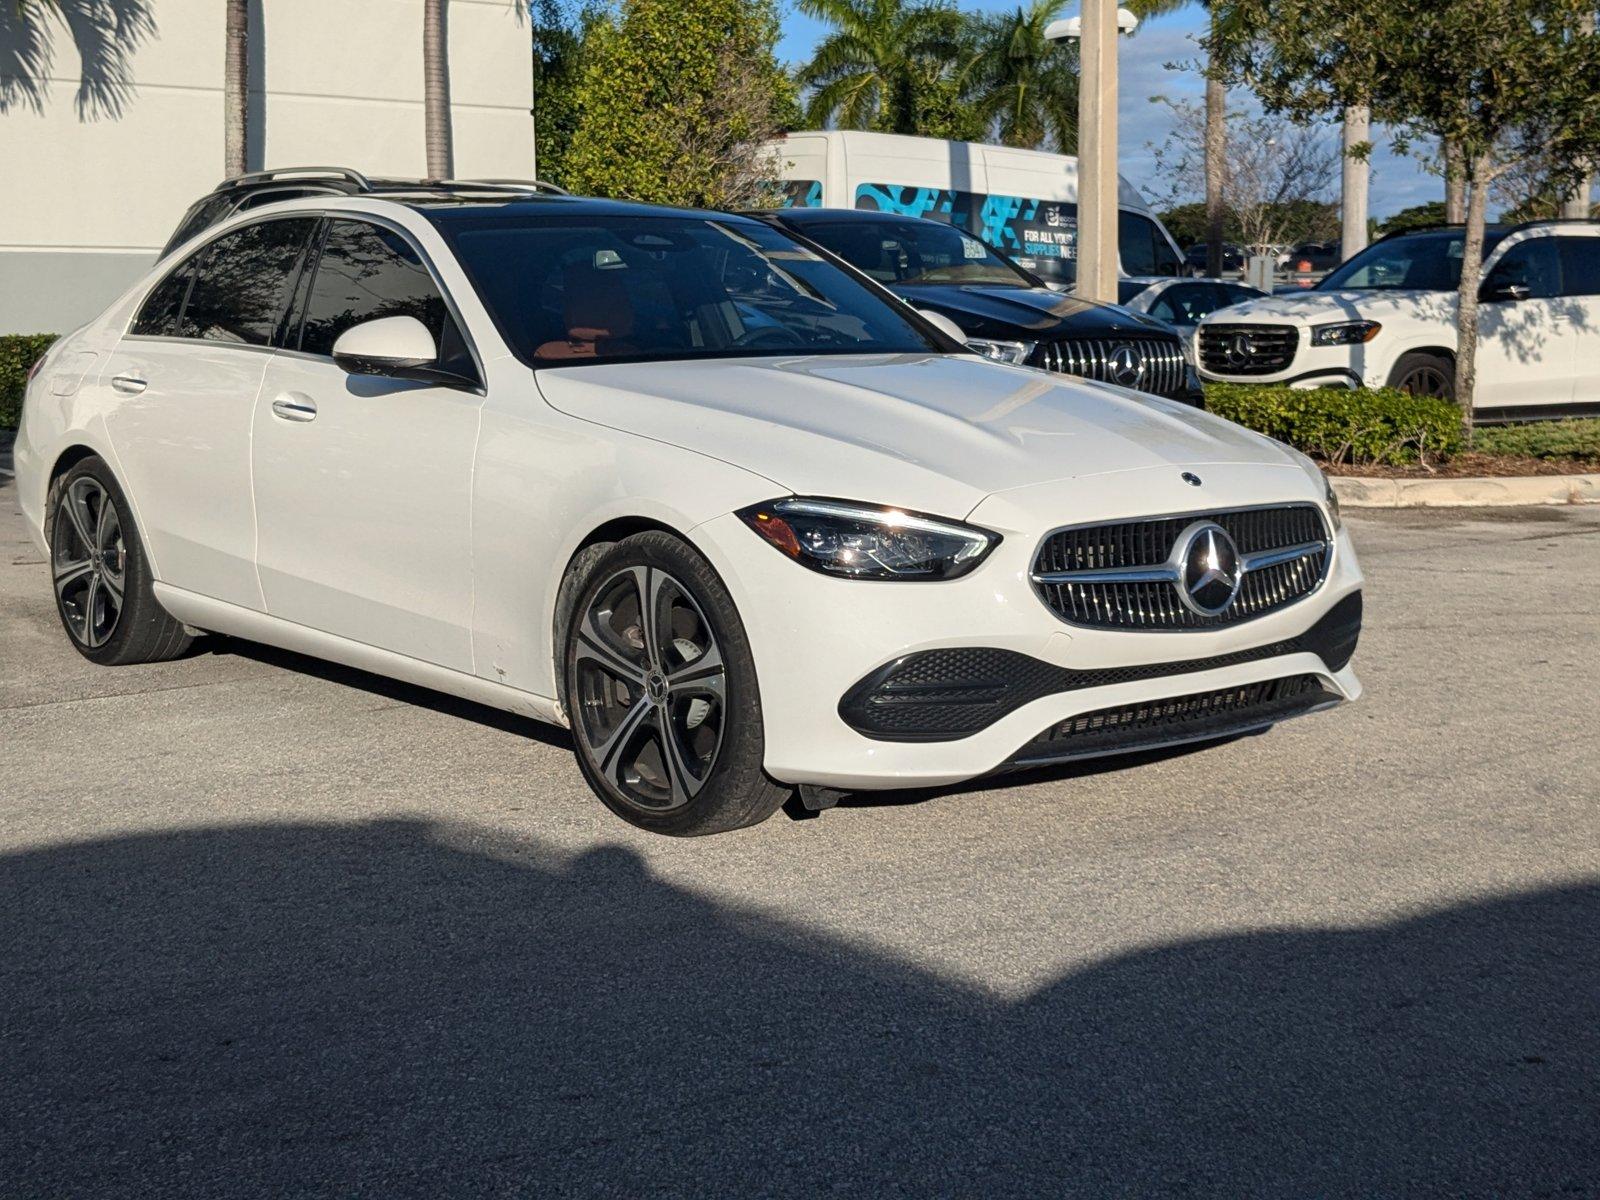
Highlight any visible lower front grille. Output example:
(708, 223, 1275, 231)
(1004, 674, 1338, 769)
(1032, 336, 1188, 398)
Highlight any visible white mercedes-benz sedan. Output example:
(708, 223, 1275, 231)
(14, 181, 1363, 835)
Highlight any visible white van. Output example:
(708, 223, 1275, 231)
(768, 130, 1186, 287)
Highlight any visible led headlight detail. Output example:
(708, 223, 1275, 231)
(965, 338, 1034, 365)
(1310, 320, 1382, 346)
(737, 498, 1000, 580)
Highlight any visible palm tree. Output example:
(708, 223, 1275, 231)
(966, 0, 1078, 151)
(1, 0, 155, 120)
(223, 0, 248, 177)
(797, 0, 962, 134)
(424, 0, 454, 178)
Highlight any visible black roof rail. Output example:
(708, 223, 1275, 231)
(216, 166, 373, 191)
(454, 177, 569, 195)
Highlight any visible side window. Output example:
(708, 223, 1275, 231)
(1556, 237, 1600, 297)
(1484, 237, 1560, 300)
(181, 218, 317, 345)
(298, 220, 453, 356)
(131, 260, 196, 337)
(1119, 211, 1181, 276)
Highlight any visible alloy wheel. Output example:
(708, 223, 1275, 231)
(572, 566, 728, 812)
(53, 476, 126, 649)
(1398, 363, 1452, 398)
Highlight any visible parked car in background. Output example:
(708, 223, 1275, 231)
(767, 130, 1187, 289)
(757, 207, 1203, 405)
(1286, 241, 1342, 274)
(1118, 277, 1269, 358)
(15, 173, 1361, 834)
(1195, 220, 1600, 418)
(1184, 243, 1247, 275)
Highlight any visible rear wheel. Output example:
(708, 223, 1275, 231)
(47, 457, 192, 665)
(1388, 351, 1455, 402)
(561, 531, 789, 836)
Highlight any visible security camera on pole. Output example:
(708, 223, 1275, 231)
(1046, 4, 1138, 305)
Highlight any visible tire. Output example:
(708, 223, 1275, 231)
(45, 456, 193, 666)
(560, 531, 789, 836)
(1388, 351, 1455, 402)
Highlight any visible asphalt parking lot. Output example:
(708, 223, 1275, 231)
(3, 455, 1598, 1197)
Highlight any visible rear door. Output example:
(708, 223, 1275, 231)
(1475, 234, 1578, 411)
(99, 216, 316, 608)
(251, 217, 484, 672)
(1556, 234, 1600, 409)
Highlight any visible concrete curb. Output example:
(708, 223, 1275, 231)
(1332, 472, 1600, 508)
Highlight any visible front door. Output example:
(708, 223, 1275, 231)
(251, 218, 484, 672)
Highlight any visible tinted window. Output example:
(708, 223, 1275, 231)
(1119, 211, 1183, 276)
(432, 214, 940, 366)
(853, 183, 1081, 286)
(1321, 230, 1507, 291)
(181, 218, 316, 345)
(799, 219, 1031, 287)
(1484, 237, 1560, 300)
(131, 261, 196, 337)
(1117, 280, 1149, 305)
(1557, 236, 1600, 296)
(163, 194, 235, 256)
(298, 220, 455, 358)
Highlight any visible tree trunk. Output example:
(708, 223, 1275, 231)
(1340, 105, 1370, 261)
(1453, 158, 1493, 434)
(223, 0, 248, 178)
(423, 0, 454, 180)
(1443, 139, 1466, 223)
(1559, 12, 1595, 218)
(1203, 71, 1226, 277)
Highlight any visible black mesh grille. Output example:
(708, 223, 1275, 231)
(1032, 505, 1330, 631)
(1005, 674, 1337, 768)
(1199, 324, 1300, 375)
(1030, 336, 1189, 398)
(839, 592, 1360, 741)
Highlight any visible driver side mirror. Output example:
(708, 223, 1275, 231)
(331, 315, 468, 387)
(1480, 280, 1531, 303)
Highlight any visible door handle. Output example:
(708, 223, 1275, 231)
(271, 393, 318, 423)
(110, 374, 147, 395)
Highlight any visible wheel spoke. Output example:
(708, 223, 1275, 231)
(655, 715, 703, 804)
(82, 574, 103, 647)
(53, 559, 93, 595)
(94, 492, 117, 552)
(62, 482, 96, 551)
(633, 565, 676, 675)
(575, 610, 648, 687)
(668, 642, 725, 706)
(594, 695, 656, 779)
(101, 570, 124, 610)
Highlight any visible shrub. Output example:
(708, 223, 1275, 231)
(1, 334, 58, 430)
(1473, 418, 1600, 462)
(1204, 383, 1464, 466)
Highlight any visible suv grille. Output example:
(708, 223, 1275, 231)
(1199, 324, 1299, 375)
(1032, 504, 1331, 630)
(1005, 674, 1338, 768)
(1031, 337, 1188, 398)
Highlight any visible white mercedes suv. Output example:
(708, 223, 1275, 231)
(1197, 221, 1600, 421)
(14, 177, 1363, 835)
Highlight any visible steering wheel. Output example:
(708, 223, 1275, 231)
(731, 325, 806, 350)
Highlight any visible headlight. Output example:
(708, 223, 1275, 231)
(965, 338, 1034, 365)
(1310, 320, 1382, 346)
(737, 498, 1000, 580)
(1323, 471, 1343, 530)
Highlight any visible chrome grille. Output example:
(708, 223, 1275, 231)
(1032, 337, 1188, 398)
(1198, 323, 1299, 375)
(1031, 504, 1331, 630)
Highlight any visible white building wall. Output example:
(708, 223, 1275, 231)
(0, 0, 533, 334)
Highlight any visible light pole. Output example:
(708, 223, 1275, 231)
(1046, 4, 1138, 304)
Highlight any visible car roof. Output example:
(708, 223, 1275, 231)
(750, 208, 959, 226)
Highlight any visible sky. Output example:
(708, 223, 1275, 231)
(775, 3, 1445, 221)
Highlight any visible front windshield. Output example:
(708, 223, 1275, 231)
(1319, 230, 1506, 291)
(796, 219, 1033, 287)
(432, 213, 941, 366)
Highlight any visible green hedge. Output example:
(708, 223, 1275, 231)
(1205, 383, 1464, 466)
(1, 334, 59, 430)
(1474, 418, 1600, 462)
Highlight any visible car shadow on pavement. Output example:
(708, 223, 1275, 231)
(3, 820, 1595, 1197)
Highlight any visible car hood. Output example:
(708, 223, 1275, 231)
(890, 283, 1175, 342)
(535, 353, 1301, 518)
(1211, 288, 1458, 325)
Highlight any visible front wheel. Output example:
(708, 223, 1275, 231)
(561, 531, 789, 836)
(1388, 351, 1456, 402)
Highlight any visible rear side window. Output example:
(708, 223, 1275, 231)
(1119, 212, 1183, 276)
(297, 220, 453, 356)
(182, 218, 317, 344)
(1557, 236, 1600, 296)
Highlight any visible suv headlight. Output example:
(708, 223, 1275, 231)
(965, 338, 1034, 365)
(737, 498, 1000, 580)
(1310, 320, 1382, 346)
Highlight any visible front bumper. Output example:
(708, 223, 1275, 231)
(691, 465, 1363, 790)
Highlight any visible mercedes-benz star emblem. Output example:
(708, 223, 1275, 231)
(1176, 521, 1243, 616)
(1224, 333, 1253, 368)
(1108, 344, 1144, 387)
(1181, 471, 1203, 487)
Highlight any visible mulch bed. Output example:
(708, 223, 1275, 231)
(1328, 454, 1600, 479)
